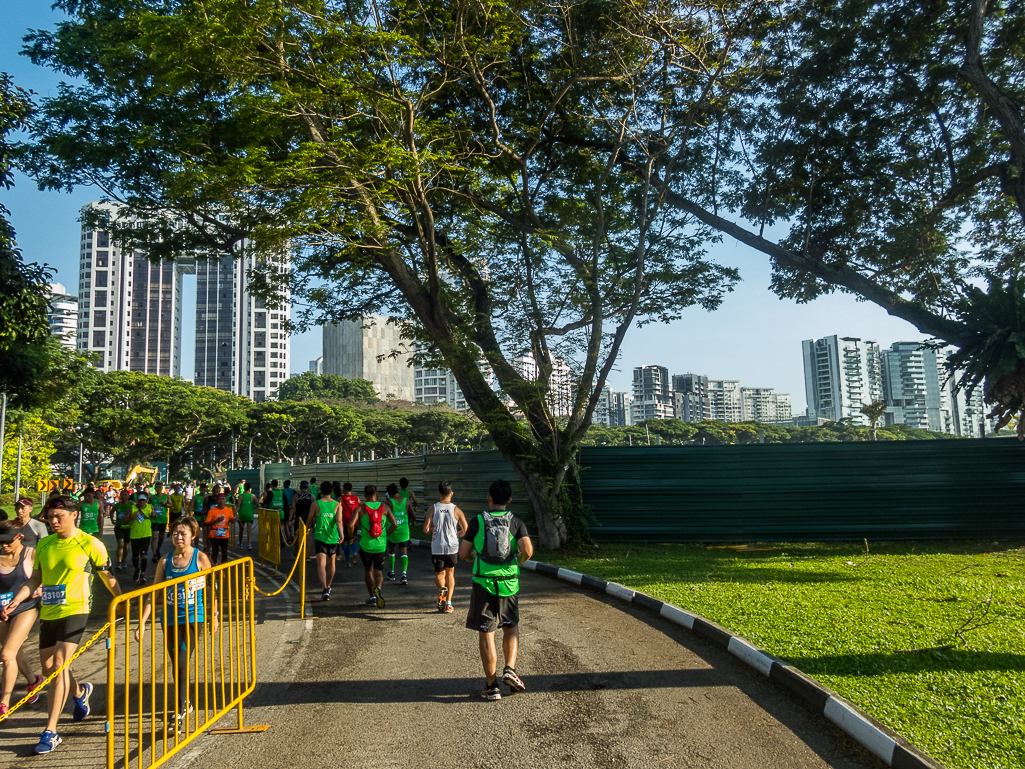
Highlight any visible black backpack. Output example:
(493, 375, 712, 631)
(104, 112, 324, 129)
(478, 512, 514, 565)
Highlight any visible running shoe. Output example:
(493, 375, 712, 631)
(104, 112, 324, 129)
(34, 730, 62, 754)
(400, 574, 408, 586)
(364, 595, 377, 606)
(248, 545, 252, 551)
(374, 586, 385, 609)
(502, 668, 526, 693)
(480, 681, 502, 701)
(139, 576, 147, 586)
(322, 588, 331, 602)
(26, 673, 44, 705)
(0, 703, 9, 717)
(72, 682, 93, 721)
(444, 603, 454, 614)
(437, 586, 449, 612)
(387, 570, 396, 581)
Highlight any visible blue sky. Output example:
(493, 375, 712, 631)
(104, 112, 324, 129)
(2, 5, 925, 413)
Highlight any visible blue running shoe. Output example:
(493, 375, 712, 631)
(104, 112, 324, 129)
(34, 730, 62, 754)
(72, 681, 93, 721)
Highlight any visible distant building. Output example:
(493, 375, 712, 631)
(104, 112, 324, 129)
(507, 353, 574, 417)
(323, 315, 414, 400)
(631, 365, 675, 422)
(594, 386, 632, 427)
(309, 356, 323, 374)
(707, 379, 743, 422)
(672, 373, 711, 422)
(740, 387, 792, 423)
(802, 335, 883, 425)
(48, 282, 78, 349)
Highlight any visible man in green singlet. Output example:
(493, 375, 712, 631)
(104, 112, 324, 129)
(398, 477, 418, 520)
(77, 487, 104, 539)
(348, 485, 397, 608)
(234, 483, 257, 551)
(149, 482, 170, 563)
(386, 483, 415, 585)
(459, 479, 533, 701)
(305, 481, 345, 601)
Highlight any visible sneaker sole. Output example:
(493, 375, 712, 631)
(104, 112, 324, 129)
(481, 689, 502, 701)
(503, 674, 526, 692)
(374, 588, 385, 609)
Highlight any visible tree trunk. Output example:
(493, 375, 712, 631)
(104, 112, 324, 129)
(491, 445, 570, 550)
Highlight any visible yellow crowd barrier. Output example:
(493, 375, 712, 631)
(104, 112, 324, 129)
(256, 508, 281, 573)
(106, 557, 268, 769)
(252, 521, 311, 622)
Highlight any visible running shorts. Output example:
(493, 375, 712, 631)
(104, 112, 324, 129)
(387, 539, 411, 552)
(432, 553, 458, 572)
(465, 582, 519, 633)
(238, 510, 254, 524)
(314, 540, 338, 557)
(152, 522, 167, 535)
(115, 527, 131, 542)
(360, 551, 386, 570)
(39, 613, 89, 649)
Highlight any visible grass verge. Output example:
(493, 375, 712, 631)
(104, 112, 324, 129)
(539, 539, 1025, 769)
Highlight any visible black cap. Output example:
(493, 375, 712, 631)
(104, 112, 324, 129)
(0, 527, 23, 544)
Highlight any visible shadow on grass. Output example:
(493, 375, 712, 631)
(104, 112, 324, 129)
(785, 649, 1025, 677)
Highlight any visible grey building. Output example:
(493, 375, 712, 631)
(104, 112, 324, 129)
(48, 282, 78, 350)
(672, 373, 711, 422)
(802, 335, 883, 425)
(323, 314, 414, 400)
(631, 365, 674, 422)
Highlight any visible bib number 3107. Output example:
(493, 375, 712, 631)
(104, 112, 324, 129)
(42, 585, 68, 606)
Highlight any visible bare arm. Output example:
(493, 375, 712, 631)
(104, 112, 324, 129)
(385, 505, 398, 536)
(334, 503, 346, 541)
(0, 569, 42, 620)
(516, 535, 534, 564)
(422, 504, 435, 535)
(458, 539, 474, 563)
(136, 559, 168, 638)
(453, 507, 469, 538)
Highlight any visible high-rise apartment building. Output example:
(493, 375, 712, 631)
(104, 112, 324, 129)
(631, 365, 675, 422)
(193, 253, 290, 402)
(415, 367, 469, 410)
(323, 315, 414, 400)
(507, 353, 574, 417)
(672, 373, 711, 422)
(309, 356, 324, 374)
(593, 386, 632, 427)
(707, 379, 743, 422)
(76, 202, 291, 399)
(740, 387, 792, 423)
(48, 282, 78, 350)
(802, 335, 883, 424)
(76, 203, 189, 376)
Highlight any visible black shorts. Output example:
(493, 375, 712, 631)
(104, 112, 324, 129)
(152, 521, 167, 534)
(465, 582, 519, 633)
(432, 553, 458, 572)
(387, 539, 410, 552)
(360, 550, 386, 570)
(39, 614, 89, 649)
(314, 540, 338, 556)
(115, 527, 131, 542)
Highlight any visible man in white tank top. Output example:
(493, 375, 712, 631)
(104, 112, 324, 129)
(422, 481, 468, 613)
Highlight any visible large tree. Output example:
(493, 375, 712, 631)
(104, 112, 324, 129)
(647, 0, 1025, 431)
(19, 0, 769, 545)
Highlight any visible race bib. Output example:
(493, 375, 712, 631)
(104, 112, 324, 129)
(215, 527, 227, 537)
(42, 585, 67, 606)
(0, 592, 13, 608)
(136, 512, 147, 524)
(152, 505, 164, 514)
(174, 576, 206, 606)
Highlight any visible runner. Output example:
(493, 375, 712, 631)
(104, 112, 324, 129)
(150, 482, 170, 563)
(305, 482, 345, 601)
(1, 496, 122, 754)
(168, 482, 186, 525)
(0, 521, 45, 716)
(423, 481, 468, 614)
(13, 499, 50, 550)
(349, 485, 397, 608)
(234, 483, 257, 552)
(385, 483, 415, 586)
(111, 489, 134, 570)
(77, 487, 104, 540)
(203, 492, 234, 567)
(183, 481, 196, 515)
(398, 477, 418, 522)
(129, 492, 154, 584)
(135, 515, 216, 734)
(339, 482, 361, 567)
(281, 480, 296, 519)
(459, 479, 533, 701)
(287, 481, 314, 562)
(267, 480, 287, 552)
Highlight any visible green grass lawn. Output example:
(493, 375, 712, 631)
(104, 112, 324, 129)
(539, 540, 1025, 769)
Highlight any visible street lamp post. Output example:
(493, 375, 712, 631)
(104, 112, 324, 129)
(248, 433, 260, 469)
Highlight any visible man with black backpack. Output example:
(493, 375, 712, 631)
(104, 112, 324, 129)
(459, 479, 533, 701)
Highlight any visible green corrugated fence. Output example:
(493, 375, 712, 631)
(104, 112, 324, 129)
(257, 440, 1025, 542)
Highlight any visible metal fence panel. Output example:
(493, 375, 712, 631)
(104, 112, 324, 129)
(579, 441, 1025, 542)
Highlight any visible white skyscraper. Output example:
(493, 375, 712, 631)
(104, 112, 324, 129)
(631, 365, 675, 422)
(323, 315, 414, 400)
(802, 335, 883, 425)
(740, 387, 793, 423)
(48, 282, 78, 350)
(76, 203, 188, 376)
(508, 352, 574, 417)
(707, 379, 743, 422)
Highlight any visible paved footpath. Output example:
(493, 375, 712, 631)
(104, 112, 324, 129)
(1, 546, 883, 769)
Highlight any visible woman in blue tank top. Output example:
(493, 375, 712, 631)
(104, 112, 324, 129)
(135, 516, 217, 731)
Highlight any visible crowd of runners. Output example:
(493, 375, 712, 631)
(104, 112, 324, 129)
(0, 473, 533, 755)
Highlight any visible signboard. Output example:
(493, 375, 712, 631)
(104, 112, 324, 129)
(35, 479, 74, 493)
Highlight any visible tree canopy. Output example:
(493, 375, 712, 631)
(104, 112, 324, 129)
(276, 372, 378, 403)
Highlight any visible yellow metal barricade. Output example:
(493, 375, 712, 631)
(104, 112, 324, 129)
(106, 557, 268, 769)
(256, 508, 281, 573)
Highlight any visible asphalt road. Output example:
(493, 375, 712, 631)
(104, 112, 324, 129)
(0, 540, 883, 769)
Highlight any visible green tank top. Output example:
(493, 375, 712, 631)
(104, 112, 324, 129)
(471, 513, 519, 596)
(388, 496, 409, 543)
(151, 493, 169, 524)
(360, 502, 388, 553)
(239, 493, 255, 514)
(80, 500, 100, 533)
(314, 498, 340, 544)
(271, 489, 284, 519)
